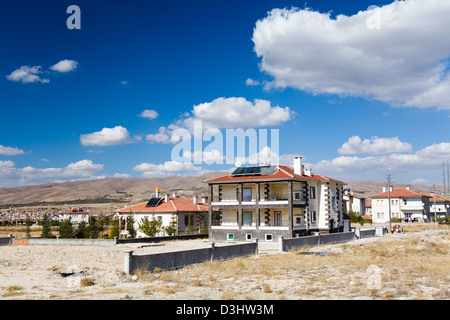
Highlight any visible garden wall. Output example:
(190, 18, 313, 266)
(124, 241, 258, 274)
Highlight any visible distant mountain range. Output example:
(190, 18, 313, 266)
(0, 171, 446, 207)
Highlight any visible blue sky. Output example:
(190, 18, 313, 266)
(1, 0, 449, 188)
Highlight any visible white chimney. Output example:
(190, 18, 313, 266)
(165, 194, 169, 203)
(304, 168, 312, 177)
(294, 156, 302, 175)
(406, 185, 410, 190)
(193, 196, 198, 205)
(382, 186, 386, 192)
(390, 186, 393, 192)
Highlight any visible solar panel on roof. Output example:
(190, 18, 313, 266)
(260, 165, 277, 175)
(242, 166, 256, 174)
(230, 165, 277, 177)
(146, 197, 162, 207)
(232, 167, 245, 175)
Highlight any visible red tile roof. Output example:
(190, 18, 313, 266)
(115, 196, 208, 213)
(205, 165, 342, 183)
(372, 188, 432, 199)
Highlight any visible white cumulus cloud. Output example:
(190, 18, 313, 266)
(80, 126, 139, 146)
(311, 142, 450, 182)
(338, 136, 412, 155)
(252, 0, 450, 110)
(6, 66, 49, 84)
(0, 145, 26, 156)
(50, 59, 78, 73)
(133, 161, 209, 178)
(139, 109, 159, 119)
(146, 97, 293, 144)
(0, 159, 104, 187)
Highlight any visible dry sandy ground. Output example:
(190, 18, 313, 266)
(0, 227, 448, 300)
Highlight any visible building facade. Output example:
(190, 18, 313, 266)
(59, 207, 90, 225)
(371, 187, 431, 223)
(115, 192, 208, 237)
(429, 195, 450, 220)
(205, 157, 346, 242)
(343, 190, 366, 215)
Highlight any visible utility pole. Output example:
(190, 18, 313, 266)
(443, 161, 447, 195)
(387, 174, 392, 233)
(432, 185, 437, 223)
(446, 161, 450, 194)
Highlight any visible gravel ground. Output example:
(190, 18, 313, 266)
(0, 228, 448, 300)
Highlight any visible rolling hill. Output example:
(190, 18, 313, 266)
(0, 171, 445, 207)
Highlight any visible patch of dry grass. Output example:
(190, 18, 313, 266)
(140, 229, 449, 300)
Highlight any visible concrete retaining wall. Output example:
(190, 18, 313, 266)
(319, 231, 355, 244)
(13, 237, 117, 246)
(281, 235, 320, 252)
(124, 241, 258, 274)
(0, 236, 13, 246)
(355, 228, 377, 239)
(117, 233, 208, 244)
(280, 232, 356, 251)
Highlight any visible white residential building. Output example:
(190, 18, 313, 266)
(371, 187, 431, 223)
(205, 157, 346, 242)
(428, 195, 450, 219)
(59, 207, 90, 225)
(343, 190, 366, 215)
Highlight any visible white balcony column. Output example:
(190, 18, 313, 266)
(256, 182, 260, 229)
(288, 180, 293, 234)
(238, 183, 243, 229)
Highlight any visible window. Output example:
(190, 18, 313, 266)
(227, 233, 234, 241)
(243, 188, 252, 201)
(295, 216, 302, 225)
(184, 214, 193, 226)
(312, 211, 317, 222)
(332, 196, 336, 209)
(310, 186, 316, 199)
(246, 233, 252, 241)
(274, 211, 282, 226)
(265, 234, 273, 241)
(243, 211, 252, 226)
(294, 192, 301, 200)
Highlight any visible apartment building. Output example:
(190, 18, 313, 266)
(204, 157, 346, 242)
(371, 186, 431, 223)
(59, 207, 90, 225)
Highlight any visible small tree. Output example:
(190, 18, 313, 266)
(86, 216, 100, 239)
(25, 214, 32, 238)
(164, 216, 177, 236)
(41, 213, 53, 238)
(201, 214, 208, 234)
(76, 221, 88, 238)
(138, 215, 163, 237)
(108, 218, 120, 239)
(126, 216, 136, 238)
(59, 218, 74, 238)
(186, 215, 195, 234)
